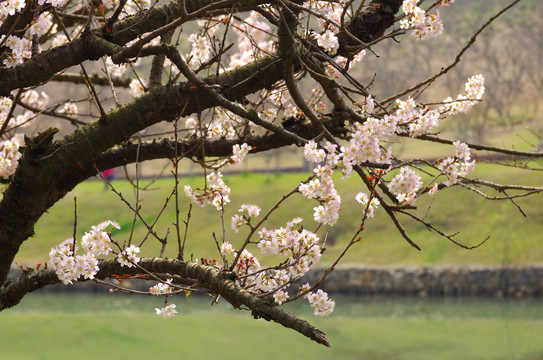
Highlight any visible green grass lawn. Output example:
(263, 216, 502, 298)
(14, 162, 543, 267)
(2, 294, 543, 360)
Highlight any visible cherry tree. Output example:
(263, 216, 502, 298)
(0, 0, 540, 346)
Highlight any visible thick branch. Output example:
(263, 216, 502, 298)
(0, 0, 406, 285)
(0, 258, 330, 346)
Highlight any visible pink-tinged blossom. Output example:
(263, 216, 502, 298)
(465, 74, 485, 100)
(453, 140, 471, 160)
(30, 13, 56, 37)
(184, 172, 231, 210)
(81, 228, 112, 256)
(233, 249, 261, 281)
(426, 11, 444, 36)
(401, 1, 445, 40)
(303, 140, 326, 163)
(5, 0, 26, 16)
(273, 290, 289, 305)
(300, 144, 342, 226)
(255, 273, 278, 292)
(49, 237, 102, 284)
(1, 35, 32, 67)
(306, 289, 335, 317)
(408, 109, 440, 137)
(410, 7, 426, 27)
(188, 34, 211, 68)
(59, 102, 78, 119)
(316, 30, 339, 55)
(0, 134, 23, 179)
(129, 79, 146, 97)
(362, 95, 375, 113)
(96, 220, 121, 231)
(105, 57, 127, 77)
(155, 304, 178, 318)
(20, 90, 49, 110)
(429, 183, 439, 196)
(231, 214, 244, 233)
(437, 149, 476, 186)
(150, 280, 173, 295)
(355, 193, 380, 218)
(440, 75, 485, 115)
(437, 0, 455, 7)
(117, 245, 141, 268)
(228, 12, 273, 69)
(239, 203, 261, 218)
(185, 117, 199, 135)
(388, 166, 422, 204)
(402, 0, 419, 15)
(221, 242, 235, 256)
(231, 143, 252, 164)
(283, 103, 300, 119)
(51, 34, 68, 48)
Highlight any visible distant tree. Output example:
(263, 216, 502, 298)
(0, 0, 540, 346)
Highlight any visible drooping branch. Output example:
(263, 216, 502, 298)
(0, 258, 330, 346)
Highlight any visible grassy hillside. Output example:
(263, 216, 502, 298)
(14, 162, 543, 267)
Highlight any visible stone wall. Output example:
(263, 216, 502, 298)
(13, 264, 543, 297)
(294, 265, 543, 297)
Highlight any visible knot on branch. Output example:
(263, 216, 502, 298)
(337, 0, 400, 56)
(24, 128, 59, 155)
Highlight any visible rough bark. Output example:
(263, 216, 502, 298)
(0, 0, 403, 309)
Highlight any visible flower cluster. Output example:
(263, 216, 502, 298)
(105, 57, 128, 77)
(257, 224, 322, 280)
(0, 91, 47, 136)
(184, 172, 231, 210)
(117, 245, 141, 268)
(228, 12, 274, 68)
(80, 222, 118, 256)
(188, 34, 212, 68)
(299, 141, 343, 226)
(129, 79, 146, 97)
(390, 97, 441, 137)
(231, 203, 261, 233)
(355, 193, 380, 218)
(387, 166, 423, 205)
(155, 304, 178, 319)
(49, 221, 140, 284)
(342, 122, 387, 165)
(436, 140, 475, 186)
(0, 0, 26, 18)
(400, 0, 446, 40)
(306, 289, 335, 317)
(231, 143, 252, 164)
(30, 13, 57, 37)
(49, 240, 100, 284)
(0, 134, 23, 179)
(58, 103, 79, 119)
(20, 90, 49, 110)
(150, 279, 173, 295)
(1, 35, 32, 68)
(221, 241, 236, 256)
(440, 74, 486, 115)
(232, 249, 261, 278)
(315, 30, 339, 55)
(220, 218, 333, 315)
